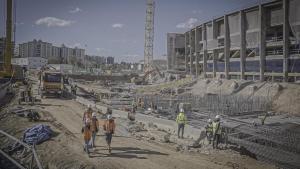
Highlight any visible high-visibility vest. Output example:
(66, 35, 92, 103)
(212, 121, 221, 135)
(176, 113, 187, 124)
(206, 123, 213, 132)
(103, 120, 116, 134)
(83, 126, 91, 141)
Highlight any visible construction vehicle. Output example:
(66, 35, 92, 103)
(40, 71, 64, 98)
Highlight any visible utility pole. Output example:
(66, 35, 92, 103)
(144, 0, 155, 80)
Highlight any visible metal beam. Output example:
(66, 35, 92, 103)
(0, 149, 26, 169)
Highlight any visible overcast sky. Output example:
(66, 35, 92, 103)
(0, 0, 266, 62)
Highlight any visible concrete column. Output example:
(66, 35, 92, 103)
(213, 50, 217, 78)
(283, 0, 289, 82)
(202, 24, 207, 78)
(224, 15, 230, 79)
(195, 28, 199, 77)
(240, 10, 246, 80)
(185, 33, 188, 73)
(259, 5, 266, 82)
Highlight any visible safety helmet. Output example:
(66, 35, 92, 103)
(107, 114, 112, 120)
(208, 119, 212, 123)
(180, 108, 184, 113)
(215, 115, 220, 120)
(92, 112, 97, 117)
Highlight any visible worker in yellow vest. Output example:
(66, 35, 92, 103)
(212, 115, 221, 149)
(176, 108, 187, 139)
(205, 119, 213, 144)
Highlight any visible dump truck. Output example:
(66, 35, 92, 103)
(40, 71, 64, 98)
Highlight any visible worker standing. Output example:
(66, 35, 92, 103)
(176, 108, 187, 139)
(212, 115, 221, 149)
(83, 105, 93, 125)
(90, 112, 99, 148)
(205, 119, 213, 144)
(103, 114, 116, 154)
(82, 118, 92, 157)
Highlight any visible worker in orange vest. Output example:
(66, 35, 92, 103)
(103, 114, 116, 154)
(83, 105, 93, 125)
(82, 118, 92, 157)
(90, 112, 99, 148)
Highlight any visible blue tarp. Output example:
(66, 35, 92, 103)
(23, 124, 53, 145)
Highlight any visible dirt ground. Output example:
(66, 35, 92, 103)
(0, 82, 276, 169)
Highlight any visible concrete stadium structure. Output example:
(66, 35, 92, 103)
(168, 0, 300, 82)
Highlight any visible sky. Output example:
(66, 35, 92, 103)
(0, 0, 266, 63)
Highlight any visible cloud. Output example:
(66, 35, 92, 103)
(69, 7, 82, 13)
(35, 17, 75, 27)
(123, 54, 139, 58)
(192, 10, 203, 14)
(112, 23, 124, 28)
(96, 47, 104, 52)
(176, 18, 198, 29)
(16, 22, 24, 26)
(73, 43, 81, 48)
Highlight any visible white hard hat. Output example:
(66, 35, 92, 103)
(208, 119, 212, 123)
(92, 112, 97, 117)
(180, 108, 184, 112)
(107, 114, 112, 120)
(215, 115, 220, 119)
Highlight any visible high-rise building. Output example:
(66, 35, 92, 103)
(107, 56, 114, 64)
(50, 46, 61, 63)
(19, 39, 52, 58)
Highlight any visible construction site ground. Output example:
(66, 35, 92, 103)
(0, 78, 276, 169)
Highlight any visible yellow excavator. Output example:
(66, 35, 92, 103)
(0, 0, 13, 79)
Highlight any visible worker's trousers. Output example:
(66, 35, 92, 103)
(84, 140, 90, 154)
(177, 123, 185, 138)
(105, 132, 113, 145)
(91, 131, 97, 147)
(213, 134, 221, 149)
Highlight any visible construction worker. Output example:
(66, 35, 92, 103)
(176, 108, 187, 139)
(212, 115, 221, 149)
(205, 119, 213, 144)
(74, 84, 77, 95)
(103, 114, 116, 154)
(83, 105, 93, 125)
(106, 107, 112, 116)
(82, 118, 92, 157)
(90, 112, 99, 148)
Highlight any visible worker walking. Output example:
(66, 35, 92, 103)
(212, 115, 221, 149)
(205, 119, 213, 144)
(103, 114, 116, 154)
(90, 112, 99, 148)
(176, 108, 187, 139)
(82, 118, 92, 157)
(83, 105, 93, 125)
